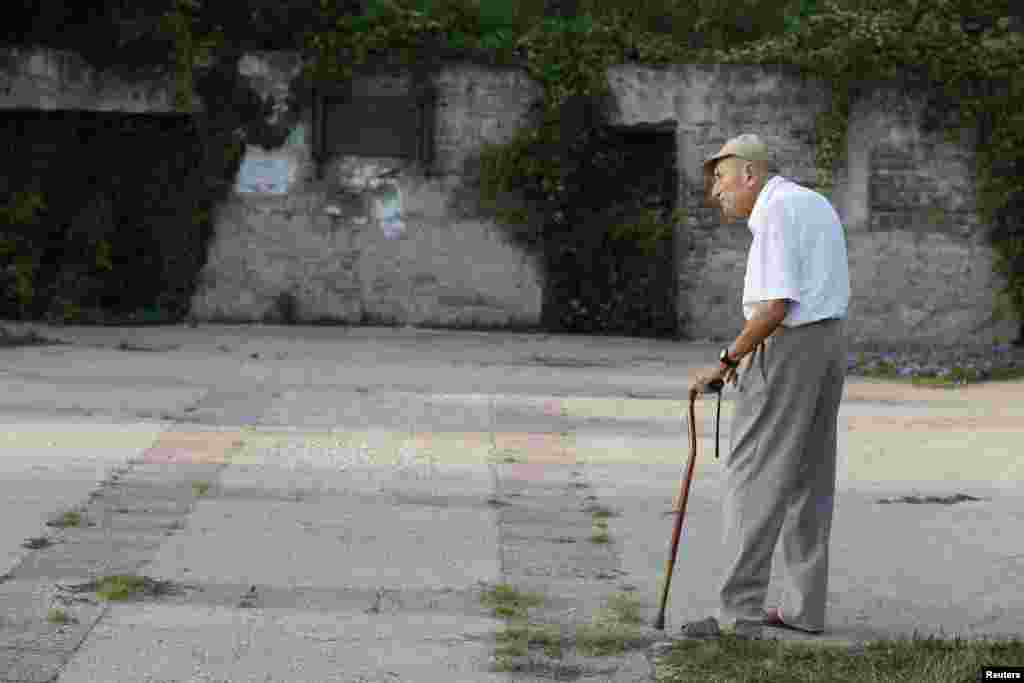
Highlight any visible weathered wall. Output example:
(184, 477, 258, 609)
(2, 46, 1018, 345)
(605, 63, 1017, 346)
(193, 54, 546, 328)
(0, 46, 190, 113)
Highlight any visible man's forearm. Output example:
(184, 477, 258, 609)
(729, 307, 786, 362)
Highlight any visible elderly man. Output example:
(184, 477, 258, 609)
(682, 134, 851, 639)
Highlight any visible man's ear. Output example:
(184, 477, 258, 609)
(702, 168, 719, 208)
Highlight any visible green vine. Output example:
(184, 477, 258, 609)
(159, 0, 224, 111)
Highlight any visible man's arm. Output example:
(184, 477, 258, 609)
(728, 299, 790, 363)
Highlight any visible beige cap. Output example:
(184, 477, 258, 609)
(702, 134, 773, 205)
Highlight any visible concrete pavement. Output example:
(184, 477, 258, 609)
(1, 322, 1022, 682)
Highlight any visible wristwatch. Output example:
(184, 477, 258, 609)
(719, 347, 739, 369)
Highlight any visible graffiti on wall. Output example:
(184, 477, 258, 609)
(373, 183, 405, 239)
(235, 150, 295, 195)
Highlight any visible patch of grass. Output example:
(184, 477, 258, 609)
(481, 583, 545, 619)
(46, 511, 83, 528)
(47, 607, 70, 624)
(46, 607, 75, 624)
(496, 620, 562, 659)
(90, 574, 178, 601)
(191, 480, 211, 496)
(576, 619, 647, 656)
(96, 575, 148, 601)
(654, 633, 1024, 682)
(605, 592, 643, 625)
(987, 365, 1024, 382)
(573, 593, 649, 657)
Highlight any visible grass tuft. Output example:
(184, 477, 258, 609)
(96, 575, 148, 601)
(591, 531, 610, 544)
(574, 592, 649, 657)
(481, 583, 545, 619)
(89, 574, 178, 601)
(605, 592, 643, 624)
(47, 511, 82, 528)
(496, 620, 562, 659)
(576, 620, 646, 656)
(191, 480, 211, 496)
(46, 608, 72, 624)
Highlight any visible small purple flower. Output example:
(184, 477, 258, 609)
(882, 352, 898, 362)
(898, 366, 915, 377)
(994, 344, 1012, 354)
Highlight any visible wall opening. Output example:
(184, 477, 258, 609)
(542, 124, 678, 339)
(0, 109, 219, 323)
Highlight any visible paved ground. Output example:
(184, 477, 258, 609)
(1, 322, 1022, 682)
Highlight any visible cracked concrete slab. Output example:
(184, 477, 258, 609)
(0, 579, 104, 654)
(0, 419, 167, 577)
(143, 495, 501, 591)
(55, 603, 509, 683)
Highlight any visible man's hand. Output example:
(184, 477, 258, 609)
(690, 362, 739, 397)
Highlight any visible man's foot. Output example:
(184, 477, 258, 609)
(681, 617, 763, 640)
(764, 607, 824, 634)
(680, 616, 720, 638)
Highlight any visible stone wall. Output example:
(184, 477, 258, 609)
(1, 46, 1018, 345)
(0, 46, 187, 113)
(605, 63, 1016, 346)
(192, 54, 546, 328)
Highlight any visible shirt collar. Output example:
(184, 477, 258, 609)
(747, 175, 785, 234)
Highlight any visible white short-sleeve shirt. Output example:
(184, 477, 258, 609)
(742, 175, 850, 326)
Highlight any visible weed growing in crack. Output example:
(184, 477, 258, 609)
(47, 608, 74, 625)
(481, 583, 545, 619)
(574, 592, 649, 657)
(496, 621, 562, 659)
(605, 592, 643, 625)
(191, 480, 211, 496)
(47, 511, 83, 528)
(91, 575, 179, 601)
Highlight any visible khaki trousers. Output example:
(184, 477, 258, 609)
(717, 318, 847, 632)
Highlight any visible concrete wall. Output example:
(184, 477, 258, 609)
(192, 54, 546, 328)
(605, 63, 1017, 346)
(1, 46, 1018, 345)
(0, 46, 189, 113)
